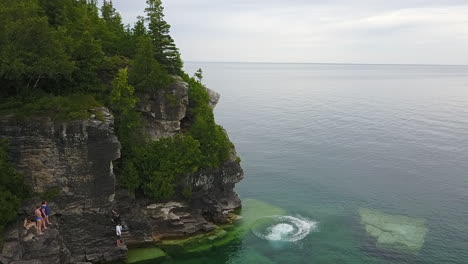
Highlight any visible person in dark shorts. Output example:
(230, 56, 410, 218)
(41, 201, 52, 226)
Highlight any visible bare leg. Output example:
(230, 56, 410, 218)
(42, 218, 47, 230)
(37, 220, 43, 234)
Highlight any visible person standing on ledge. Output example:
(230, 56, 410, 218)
(34, 206, 43, 235)
(116, 223, 123, 247)
(41, 201, 52, 226)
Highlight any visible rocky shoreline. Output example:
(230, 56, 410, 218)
(0, 82, 243, 264)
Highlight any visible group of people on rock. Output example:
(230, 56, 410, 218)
(24, 204, 124, 247)
(23, 201, 52, 235)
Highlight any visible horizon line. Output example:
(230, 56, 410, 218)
(185, 60, 468, 67)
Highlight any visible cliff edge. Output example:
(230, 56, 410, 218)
(0, 82, 243, 264)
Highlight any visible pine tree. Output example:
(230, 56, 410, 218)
(71, 31, 105, 92)
(110, 68, 137, 116)
(129, 37, 172, 92)
(100, 0, 126, 55)
(38, 0, 72, 27)
(194, 68, 203, 83)
(145, 0, 183, 75)
(0, 0, 73, 95)
(133, 16, 147, 39)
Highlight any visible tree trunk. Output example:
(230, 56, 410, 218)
(32, 75, 42, 90)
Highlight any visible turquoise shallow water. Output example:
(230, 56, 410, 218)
(144, 62, 468, 263)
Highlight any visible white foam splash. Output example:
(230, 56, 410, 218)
(252, 215, 318, 242)
(266, 223, 295, 240)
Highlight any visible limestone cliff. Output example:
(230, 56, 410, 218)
(137, 77, 189, 140)
(0, 83, 243, 264)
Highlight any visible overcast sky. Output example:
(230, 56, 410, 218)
(112, 0, 468, 65)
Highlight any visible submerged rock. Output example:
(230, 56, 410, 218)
(358, 208, 428, 252)
(240, 199, 287, 227)
(127, 247, 168, 264)
(230, 249, 275, 264)
(127, 199, 288, 259)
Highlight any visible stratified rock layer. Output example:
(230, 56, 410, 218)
(0, 108, 126, 264)
(0, 107, 119, 196)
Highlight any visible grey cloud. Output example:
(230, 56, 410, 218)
(112, 0, 468, 65)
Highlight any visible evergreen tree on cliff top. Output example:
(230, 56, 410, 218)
(145, 0, 183, 75)
(0, 0, 73, 95)
(130, 37, 172, 92)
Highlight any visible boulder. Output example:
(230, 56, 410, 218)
(137, 77, 189, 140)
(205, 87, 220, 108)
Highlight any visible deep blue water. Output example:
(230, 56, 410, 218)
(181, 62, 468, 264)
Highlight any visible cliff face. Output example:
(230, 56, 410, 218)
(137, 77, 189, 140)
(0, 108, 126, 264)
(0, 84, 243, 264)
(0, 107, 120, 197)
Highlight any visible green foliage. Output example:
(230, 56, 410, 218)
(116, 73, 234, 201)
(0, 0, 74, 95)
(194, 68, 203, 83)
(0, 189, 20, 232)
(133, 17, 147, 39)
(0, 0, 234, 205)
(145, 0, 183, 75)
(0, 94, 102, 121)
(70, 31, 105, 93)
(120, 160, 141, 193)
(110, 68, 143, 147)
(0, 0, 181, 97)
(121, 135, 201, 200)
(111, 68, 137, 115)
(100, 0, 132, 57)
(110, 69, 201, 201)
(0, 139, 28, 233)
(182, 186, 192, 200)
(129, 37, 172, 93)
(184, 75, 233, 168)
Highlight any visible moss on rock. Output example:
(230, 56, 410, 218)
(128, 199, 287, 261)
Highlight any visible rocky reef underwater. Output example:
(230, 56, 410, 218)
(125, 200, 429, 264)
(359, 208, 428, 253)
(126, 199, 320, 263)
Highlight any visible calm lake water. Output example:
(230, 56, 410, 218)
(173, 62, 468, 264)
